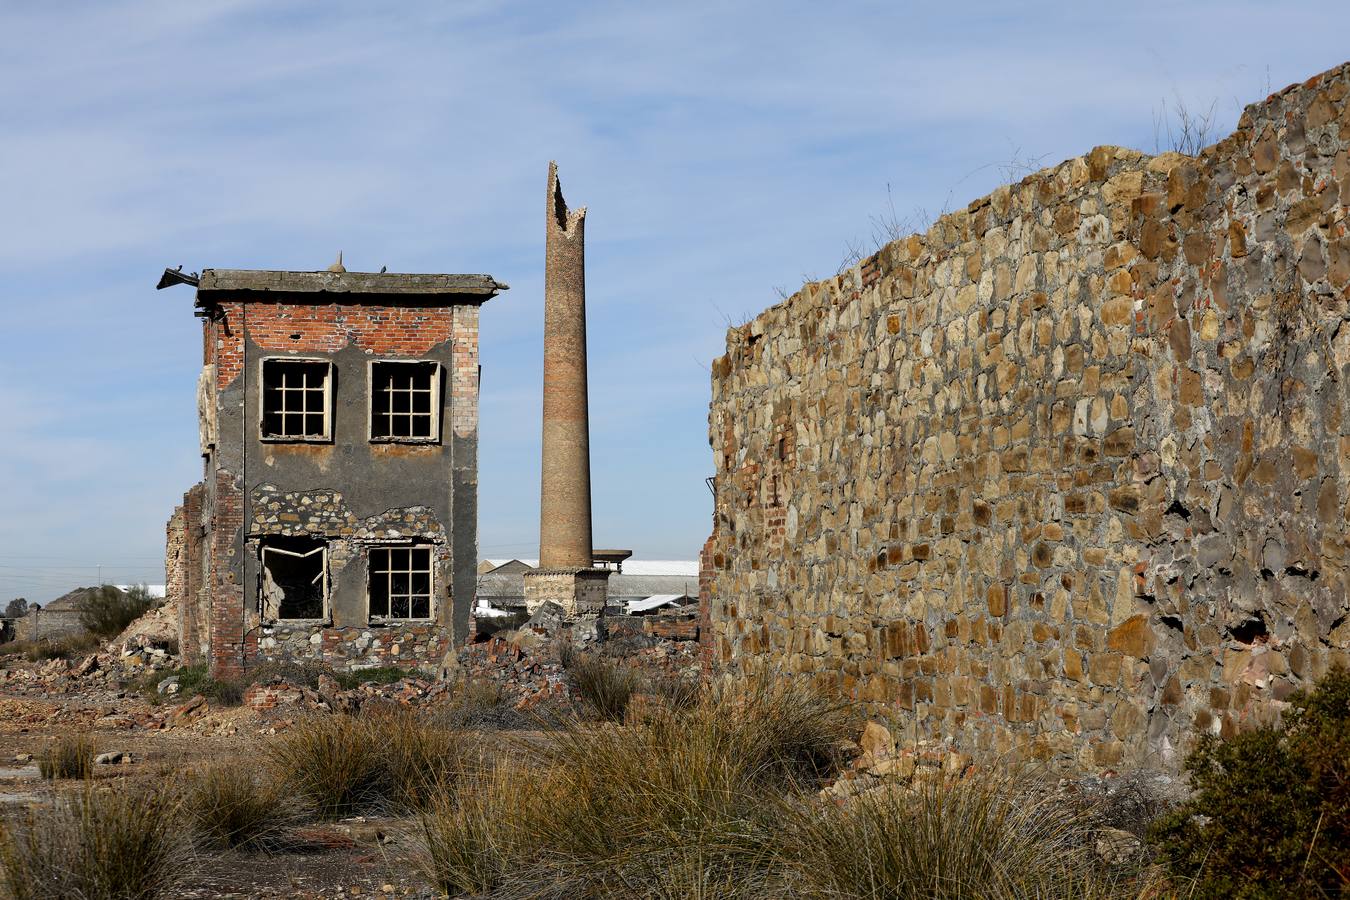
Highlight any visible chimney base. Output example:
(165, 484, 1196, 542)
(524, 567, 611, 618)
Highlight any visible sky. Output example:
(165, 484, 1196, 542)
(2, 1, 1349, 603)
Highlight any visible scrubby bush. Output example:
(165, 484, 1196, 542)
(1151, 665, 1350, 898)
(37, 735, 96, 780)
(77, 585, 156, 639)
(265, 714, 386, 819)
(0, 785, 188, 899)
(371, 706, 466, 810)
(184, 763, 305, 853)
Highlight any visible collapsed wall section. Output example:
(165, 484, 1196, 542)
(706, 63, 1350, 770)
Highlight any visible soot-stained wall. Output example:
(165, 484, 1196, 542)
(705, 63, 1350, 771)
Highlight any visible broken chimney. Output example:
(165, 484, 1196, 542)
(524, 162, 609, 616)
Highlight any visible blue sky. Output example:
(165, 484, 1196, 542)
(2, 1, 1348, 603)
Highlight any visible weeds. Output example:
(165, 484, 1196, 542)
(436, 678, 531, 730)
(1153, 94, 1220, 156)
(370, 706, 466, 810)
(37, 735, 96, 780)
(413, 763, 549, 898)
(0, 785, 189, 900)
(184, 763, 305, 853)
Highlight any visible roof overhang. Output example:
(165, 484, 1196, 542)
(190, 269, 508, 310)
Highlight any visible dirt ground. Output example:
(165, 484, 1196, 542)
(0, 684, 442, 898)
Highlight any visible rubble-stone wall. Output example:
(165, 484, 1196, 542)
(705, 62, 1350, 771)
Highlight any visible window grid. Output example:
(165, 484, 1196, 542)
(262, 361, 329, 439)
(368, 547, 433, 620)
(371, 363, 437, 440)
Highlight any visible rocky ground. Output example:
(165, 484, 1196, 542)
(0, 616, 704, 898)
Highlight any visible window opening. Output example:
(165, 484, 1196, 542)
(262, 360, 330, 440)
(261, 537, 327, 620)
(368, 546, 433, 620)
(371, 361, 438, 441)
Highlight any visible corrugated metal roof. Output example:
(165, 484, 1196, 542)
(625, 595, 685, 614)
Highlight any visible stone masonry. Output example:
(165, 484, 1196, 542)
(704, 62, 1350, 771)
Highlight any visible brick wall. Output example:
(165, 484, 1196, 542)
(179, 483, 206, 665)
(208, 469, 246, 678)
(197, 294, 481, 678)
(706, 62, 1350, 771)
(210, 301, 462, 389)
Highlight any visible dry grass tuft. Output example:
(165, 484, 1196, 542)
(37, 734, 96, 780)
(266, 709, 465, 818)
(184, 763, 306, 853)
(564, 652, 643, 722)
(412, 677, 850, 898)
(783, 773, 1118, 900)
(0, 785, 189, 900)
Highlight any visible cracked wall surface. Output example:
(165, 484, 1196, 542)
(704, 62, 1350, 771)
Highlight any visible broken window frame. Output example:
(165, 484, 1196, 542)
(367, 360, 442, 444)
(259, 538, 330, 623)
(259, 357, 334, 443)
(366, 544, 435, 623)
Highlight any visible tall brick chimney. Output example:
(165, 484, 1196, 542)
(538, 161, 594, 569)
(525, 162, 609, 616)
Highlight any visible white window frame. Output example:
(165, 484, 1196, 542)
(258, 357, 334, 443)
(366, 543, 436, 623)
(367, 360, 442, 444)
(260, 540, 330, 623)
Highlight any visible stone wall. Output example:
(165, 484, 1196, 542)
(704, 62, 1350, 771)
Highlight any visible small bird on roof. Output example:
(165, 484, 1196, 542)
(327, 251, 346, 273)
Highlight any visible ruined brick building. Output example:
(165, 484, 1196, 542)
(704, 61, 1350, 771)
(165, 268, 506, 677)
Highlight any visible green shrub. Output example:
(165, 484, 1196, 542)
(1151, 665, 1350, 898)
(0, 785, 188, 899)
(38, 735, 96, 780)
(184, 763, 305, 853)
(77, 585, 156, 639)
(565, 653, 642, 721)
